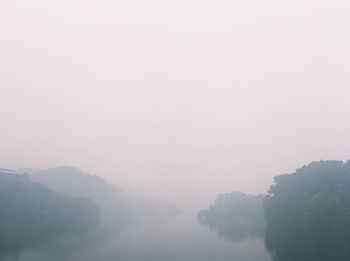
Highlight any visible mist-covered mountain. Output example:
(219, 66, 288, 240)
(29, 166, 182, 230)
(198, 191, 265, 241)
(0, 170, 100, 257)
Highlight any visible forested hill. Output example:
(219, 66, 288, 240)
(0, 170, 99, 257)
(30, 166, 182, 229)
(198, 191, 265, 240)
(264, 160, 350, 261)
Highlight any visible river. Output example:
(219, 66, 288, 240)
(1, 214, 272, 261)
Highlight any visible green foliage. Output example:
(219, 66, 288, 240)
(264, 160, 350, 261)
(0, 171, 100, 258)
(198, 191, 265, 241)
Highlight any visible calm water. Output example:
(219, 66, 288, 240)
(1, 215, 272, 261)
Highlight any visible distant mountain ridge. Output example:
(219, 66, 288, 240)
(0, 166, 181, 259)
(30, 166, 182, 229)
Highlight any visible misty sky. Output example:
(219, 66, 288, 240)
(1, 0, 350, 209)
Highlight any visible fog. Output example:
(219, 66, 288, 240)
(1, 0, 350, 209)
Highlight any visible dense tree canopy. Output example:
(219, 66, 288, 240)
(264, 160, 350, 261)
(198, 191, 265, 241)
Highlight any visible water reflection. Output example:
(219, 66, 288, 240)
(197, 215, 350, 261)
(197, 218, 264, 242)
(265, 230, 350, 261)
(0, 226, 106, 261)
(0, 215, 272, 261)
(8, 213, 349, 261)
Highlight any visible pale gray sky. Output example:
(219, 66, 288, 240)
(1, 0, 350, 209)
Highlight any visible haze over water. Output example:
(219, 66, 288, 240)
(2, 0, 350, 210)
(0, 215, 271, 261)
(1, 1, 350, 260)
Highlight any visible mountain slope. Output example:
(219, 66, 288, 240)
(0, 170, 100, 257)
(30, 166, 181, 229)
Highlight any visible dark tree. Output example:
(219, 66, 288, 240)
(264, 160, 350, 261)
